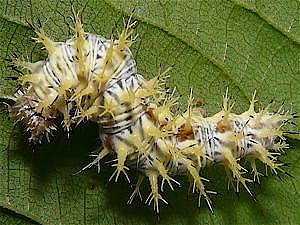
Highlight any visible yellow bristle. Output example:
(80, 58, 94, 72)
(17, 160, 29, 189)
(109, 140, 130, 183)
(146, 171, 168, 213)
(72, 11, 88, 81)
(33, 29, 56, 55)
(184, 160, 213, 211)
(127, 174, 144, 204)
(153, 159, 179, 191)
(221, 147, 252, 194)
(117, 15, 137, 51)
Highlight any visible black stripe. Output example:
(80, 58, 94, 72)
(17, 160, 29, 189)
(44, 62, 60, 86)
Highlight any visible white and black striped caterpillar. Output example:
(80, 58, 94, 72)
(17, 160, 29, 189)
(6, 14, 296, 213)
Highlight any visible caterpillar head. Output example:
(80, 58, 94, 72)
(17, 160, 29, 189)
(10, 90, 56, 143)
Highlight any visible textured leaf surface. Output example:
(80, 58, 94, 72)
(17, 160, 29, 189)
(0, 207, 38, 225)
(233, 0, 300, 43)
(0, 0, 299, 224)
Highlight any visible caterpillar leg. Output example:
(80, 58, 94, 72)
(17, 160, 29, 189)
(127, 174, 144, 204)
(145, 171, 168, 213)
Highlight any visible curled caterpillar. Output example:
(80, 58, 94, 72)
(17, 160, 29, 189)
(7, 14, 296, 213)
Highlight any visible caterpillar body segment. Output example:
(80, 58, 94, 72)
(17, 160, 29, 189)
(10, 23, 136, 142)
(93, 75, 293, 212)
(7, 15, 295, 213)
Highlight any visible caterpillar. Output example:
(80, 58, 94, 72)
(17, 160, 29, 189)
(5, 13, 296, 213)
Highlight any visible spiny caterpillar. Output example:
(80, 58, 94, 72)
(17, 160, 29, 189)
(5, 13, 296, 213)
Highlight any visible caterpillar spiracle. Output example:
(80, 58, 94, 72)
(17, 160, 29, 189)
(6, 14, 296, 213)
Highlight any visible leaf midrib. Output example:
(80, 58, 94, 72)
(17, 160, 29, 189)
(104, 0, 253, 102)
(103, 0, 299, 103)
(232, 0, 300, 45)
(1, 202, 46, 225)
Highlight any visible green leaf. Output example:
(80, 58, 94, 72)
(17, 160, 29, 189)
(232, 0, 300, 43)
(0, 0, 299, 225)
(0, 207, 39, 225)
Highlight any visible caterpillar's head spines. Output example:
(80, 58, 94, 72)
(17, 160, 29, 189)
(10, 95, 56, 143)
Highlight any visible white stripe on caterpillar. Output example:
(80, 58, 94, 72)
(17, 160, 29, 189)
(8, 13, 295, 213)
